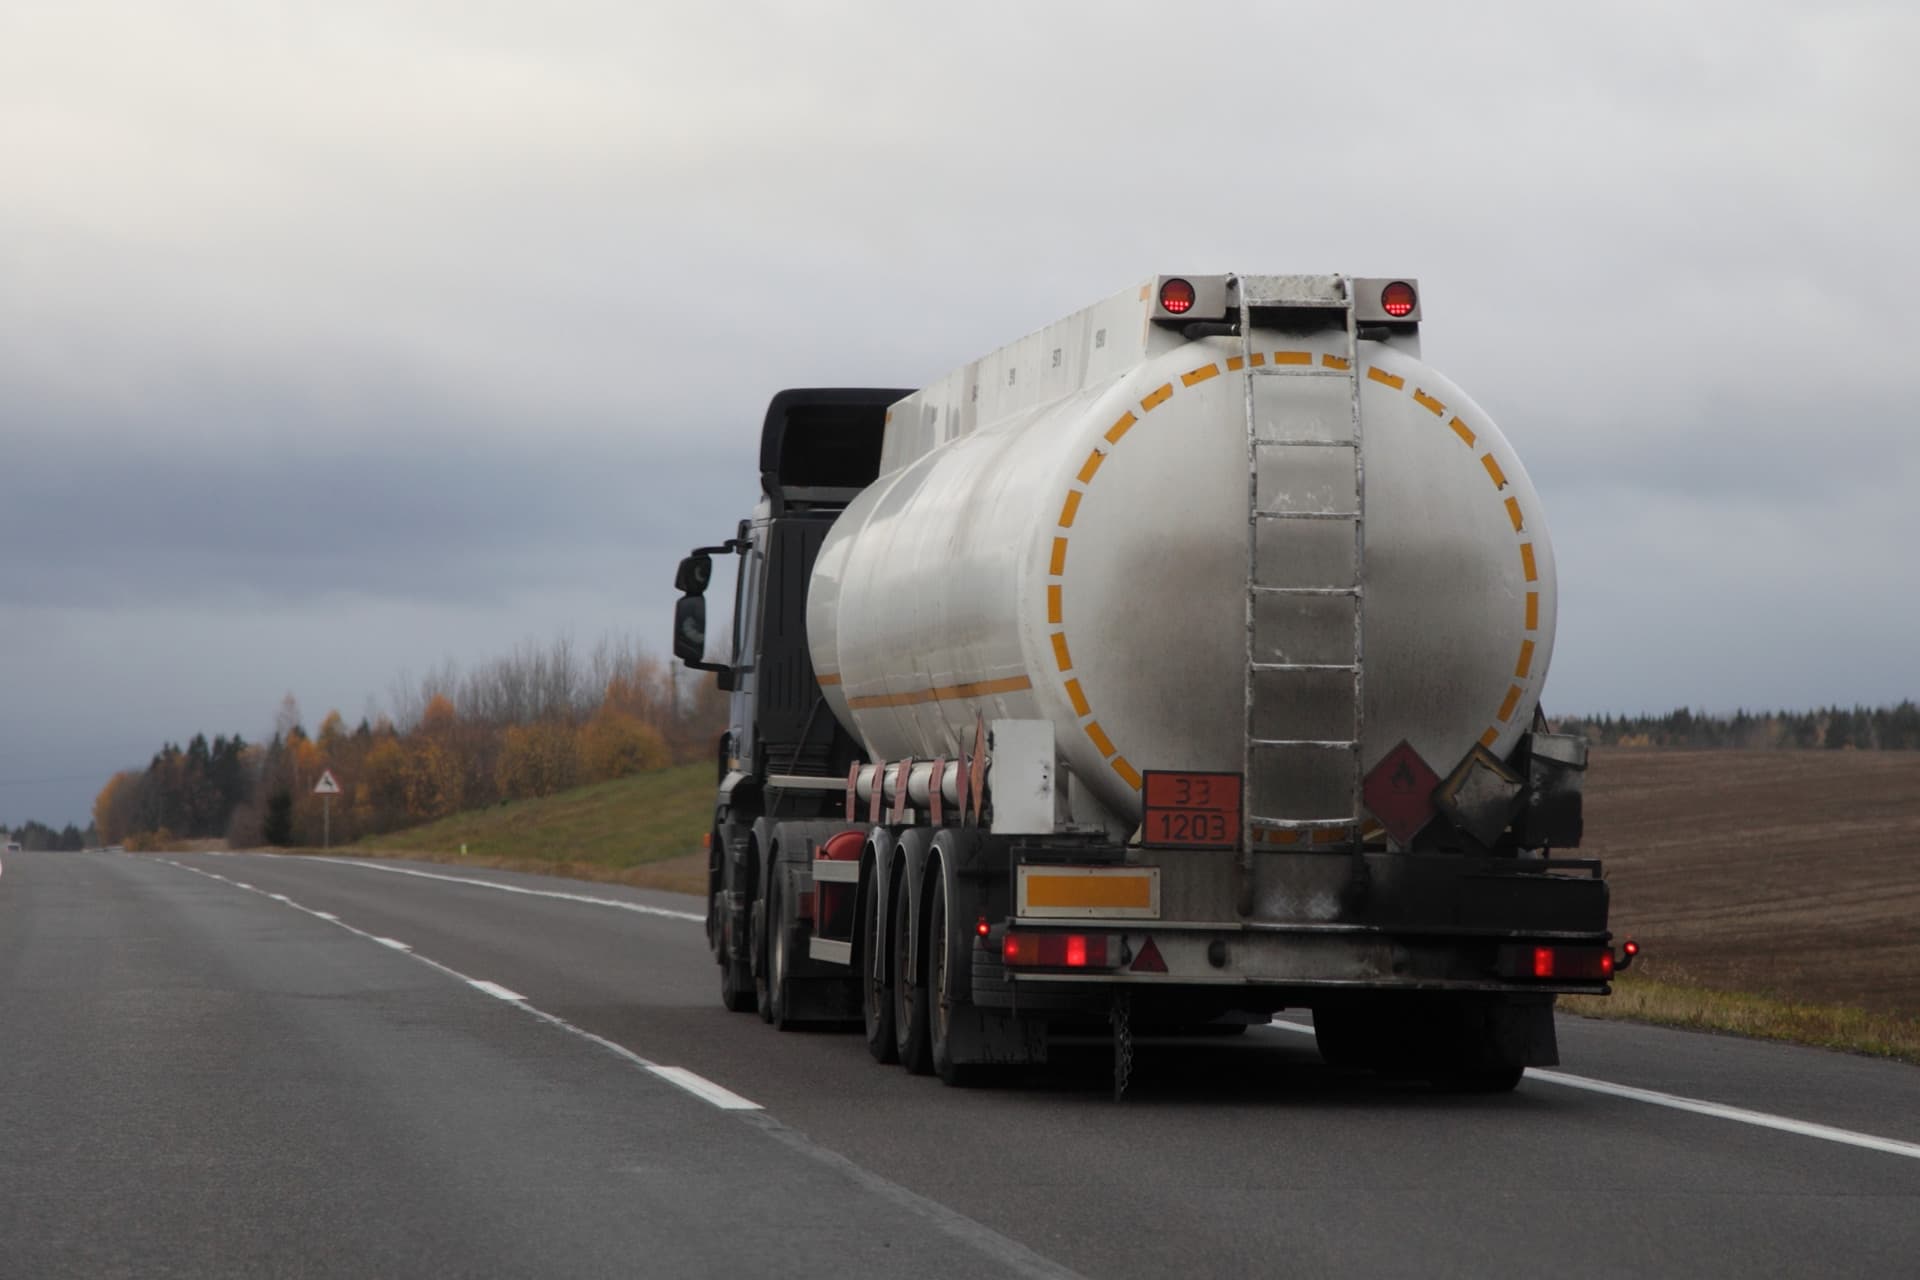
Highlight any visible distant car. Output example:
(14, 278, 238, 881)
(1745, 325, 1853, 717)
(3, 841, 20, 853)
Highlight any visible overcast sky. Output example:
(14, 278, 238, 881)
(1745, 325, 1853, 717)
(4, 1, 1916, 827)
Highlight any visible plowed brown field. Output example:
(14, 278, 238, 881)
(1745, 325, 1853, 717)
(1584, 748, 1920, 1020)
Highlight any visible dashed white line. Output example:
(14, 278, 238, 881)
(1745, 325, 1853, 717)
(1266, 1018, 1920, 1162)
(645, 1065, 761, 1111)
(158, 859, 760, 1113)
(306, 857, 705, 922)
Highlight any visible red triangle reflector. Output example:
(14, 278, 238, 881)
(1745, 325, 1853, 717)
(1130, 936, 1167, 973)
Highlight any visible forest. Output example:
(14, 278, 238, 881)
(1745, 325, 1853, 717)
(90, 636, 725, 849)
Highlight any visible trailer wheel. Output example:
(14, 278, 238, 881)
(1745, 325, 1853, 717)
(862, 875, 897, 1063)
(892, 873, 932, 1074)
(767, 870, 797, 1032)
(928, 873, 980, 1087)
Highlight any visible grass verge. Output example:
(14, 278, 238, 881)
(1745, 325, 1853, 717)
(1563, 975, 1920, 1066)
(307, 763, 715, 896)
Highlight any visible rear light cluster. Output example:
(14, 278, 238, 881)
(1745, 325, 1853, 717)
(1158, 278, 1195, 315)
(1001, 931, 1121, 970)
(1498, 943, 1614, 982)
(1380, 280, 1418, 317)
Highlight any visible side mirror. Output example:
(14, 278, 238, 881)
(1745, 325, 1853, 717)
(673, 595, 707, 666)
(675, 553, 713, 596)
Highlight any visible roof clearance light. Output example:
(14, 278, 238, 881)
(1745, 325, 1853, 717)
(1160, 278, 1195, 315)
(1381, 281, 1417, 318)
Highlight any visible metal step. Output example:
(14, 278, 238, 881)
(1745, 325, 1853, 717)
(1255, 438, 1357, 449)
(1248, 738, 1360, 751)
(1252, 509, 1359, 521)
(1250, 662, 1358, 673)
(1251, 585, 1360, 597)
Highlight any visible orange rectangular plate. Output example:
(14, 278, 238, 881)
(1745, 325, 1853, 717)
(1141, 771, 1242, 849)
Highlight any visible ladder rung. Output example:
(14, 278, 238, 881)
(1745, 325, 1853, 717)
(1250, 817, 1359, 829)
(1249, 739, 1359, 750)
(1253, 510, 1360, 521)
(1250, 662, 1358, 673)
(1255, 438, 1356, 448)
(1249, 367, 1349, 379)
(1251, 585, 1360, 597)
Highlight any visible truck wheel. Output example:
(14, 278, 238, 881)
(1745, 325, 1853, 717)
(717, 848, 755, 1013)
(862, 876, 897, 1063)
(767, 871, 798, 1031)
(892, 876, 932, 1075)
(1429, 1063, 1525, 1094)
(928, 873, 980, 1087)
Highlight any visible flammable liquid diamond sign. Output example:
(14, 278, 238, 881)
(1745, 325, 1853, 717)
(1360, 740, 1440, 846)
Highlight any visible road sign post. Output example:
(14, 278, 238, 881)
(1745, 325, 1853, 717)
(313, 770, 342, 849)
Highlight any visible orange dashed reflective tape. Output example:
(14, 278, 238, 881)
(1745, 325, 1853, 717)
(846, 675, 1033, 711)
(1272, 351, 1311, 366)
(1180, 363, 1220, 387)
(1505, 497, 1524, 531)
(1526, 592, 1540, 630)
(1515, 639, 1536, 679)
(1367, 367, 1405, 389)
(1498, 684, 1523, 722)
(1047, 585, 1063, 624)
(1051, 633, 1073, 671)
(1520, 543, 1538, 582)
(1050, 537, 1068, 576)
(1084, 720, 1116, 757)
(1105, 411, 1137, 443)
(1413, 389, 1445, 416)
(1141, 383, 1173, 411)
(1077, 450, 1105, 484)
(1321, 354, 1349, 370)
(1064, 679, 1090, 717)
(1111, 756, 1142, 789)
(1058, 490, 1083, 527)
(1449, 416, 1477, 447)
(1482, 454, 1508, 490)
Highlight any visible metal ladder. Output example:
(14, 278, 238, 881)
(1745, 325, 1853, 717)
(1236, 274, 1366, 877)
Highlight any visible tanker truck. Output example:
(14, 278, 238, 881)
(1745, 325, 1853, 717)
(671, 273, 1624, 1094)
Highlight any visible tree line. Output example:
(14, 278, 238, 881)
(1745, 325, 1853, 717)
(1, 819, 93, 851)
(93, 635, 726, 850)
(1558, 702, 1920, 750)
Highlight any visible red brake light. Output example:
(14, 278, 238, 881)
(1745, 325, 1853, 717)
(1066, 935, 1087, 967)
(1159, 278, 1195, 315)
(1003, 933, 1022, 963)
(1380, 281, 1417, 318)
(1532, 946, 1555, 979)
(1601, 950, 1615, 977)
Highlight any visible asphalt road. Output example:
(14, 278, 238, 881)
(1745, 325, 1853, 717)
(3, 849, 1916, 1278)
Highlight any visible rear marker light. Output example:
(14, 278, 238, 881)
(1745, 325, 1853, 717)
(1066, 935, 1087, 968)
(1380, 281, 1417, 317)
(1533, 946, 1555, 979)
(1159, 278, 1195, 315)
(1002, 931, 1114, 970)
(976, 917, 991, 938)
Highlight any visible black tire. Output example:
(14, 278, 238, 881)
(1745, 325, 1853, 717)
(862, 875, 897, 1063)
(893, 875, 932, 1074)
(717, 847, 755, 1014)
(767, 871, 797, 1031)
(928, 873, 981, 1087)
(754, 868, 774, 1024)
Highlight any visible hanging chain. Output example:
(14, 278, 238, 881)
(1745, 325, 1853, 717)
(1110, 990, 1133, 1102)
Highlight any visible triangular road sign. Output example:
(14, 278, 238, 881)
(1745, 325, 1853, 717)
(313, 769, 342, 796)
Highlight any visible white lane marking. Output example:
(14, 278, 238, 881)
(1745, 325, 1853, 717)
(645, 1065, 761, 1111)
(303, 857, 705, 922)
(1267, 1019, 1920, 1162)
(159, 859, 762, 1113)
(233, 882, 251, 889)
(1528, 1068, 1920, 1160)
